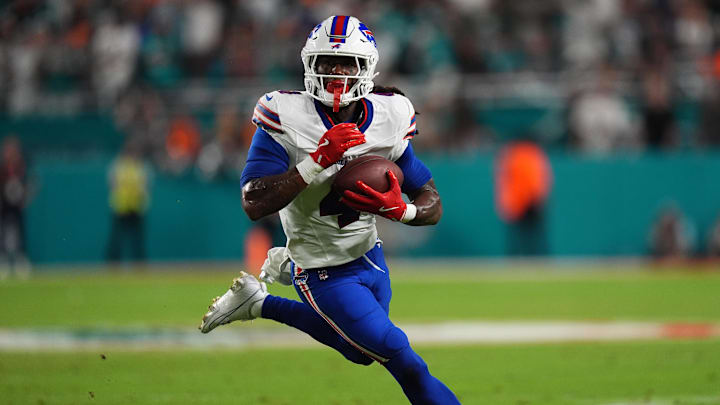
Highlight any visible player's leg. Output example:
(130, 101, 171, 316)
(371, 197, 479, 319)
(307, 273, 459, 404)
(299, 247, 459, 404)
(199, 249, 458, 403)
(199, 271, 372, 365)
(261, 294, 373, 365)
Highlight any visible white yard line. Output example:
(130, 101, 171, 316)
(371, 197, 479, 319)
(0, 321, 718, 351)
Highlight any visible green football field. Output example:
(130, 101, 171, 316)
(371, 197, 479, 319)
(1, 263, 720, 404)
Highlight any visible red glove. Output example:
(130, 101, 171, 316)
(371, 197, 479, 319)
(341, 171, 415, 222)
(309, 123, 366, 168)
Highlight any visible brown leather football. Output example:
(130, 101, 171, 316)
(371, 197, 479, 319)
(333, 155, 404, 194)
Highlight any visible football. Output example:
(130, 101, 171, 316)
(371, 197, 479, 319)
(333, 155, 404, 194)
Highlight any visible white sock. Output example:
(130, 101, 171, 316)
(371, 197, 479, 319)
(250, 297, 265, 318)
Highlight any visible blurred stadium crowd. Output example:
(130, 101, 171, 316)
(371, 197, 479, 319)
(3, 0, 720, 165)
(2, 0, 720, 269)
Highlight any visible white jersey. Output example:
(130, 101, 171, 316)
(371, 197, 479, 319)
(252, 90, 417, 269)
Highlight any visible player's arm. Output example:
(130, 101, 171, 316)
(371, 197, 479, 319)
(341, 143, 441, 226)
(340, 172, 441, 226)
(242, 170, 308, 221)
(404, 178, 442, 226)
(242, 123, 365, 221)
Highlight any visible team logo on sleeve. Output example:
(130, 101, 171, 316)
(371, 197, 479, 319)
(318, 270, 329, 281)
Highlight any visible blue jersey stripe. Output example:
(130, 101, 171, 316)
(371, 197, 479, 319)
(313, 99, 375, 133)
(255, 103, 280, 124)
(313, 99, 334, 130)
(252, 116, 283, 134)
(358, 99, 374, 133)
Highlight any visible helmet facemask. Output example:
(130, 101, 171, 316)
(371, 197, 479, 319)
(302, 53, 377, 112)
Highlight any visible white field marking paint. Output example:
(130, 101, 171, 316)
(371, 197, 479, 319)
(0, 321, 718, 351)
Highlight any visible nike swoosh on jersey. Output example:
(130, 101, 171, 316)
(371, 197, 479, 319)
(265, 95, 273, 101)
(378, 206, 399, 212)
(318, 139, 330, 147)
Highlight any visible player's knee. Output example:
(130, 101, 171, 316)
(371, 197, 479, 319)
(345, 325, 409, 366)
(383, 326, 409, 355)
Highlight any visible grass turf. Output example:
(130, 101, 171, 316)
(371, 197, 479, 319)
(2, 266, 720, 404)
(1, 340, 719, 405)
(0, 266, 719, 328)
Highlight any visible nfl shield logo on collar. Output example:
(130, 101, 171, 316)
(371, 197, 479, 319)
(318, 270, 329, 281)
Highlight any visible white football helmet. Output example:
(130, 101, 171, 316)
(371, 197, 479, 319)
(301, 16, 379, 108)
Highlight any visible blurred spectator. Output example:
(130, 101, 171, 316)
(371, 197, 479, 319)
(569, 65, 638, 154)
(106, 141, 150, 264)
(562, 0, 623, 70)
(197, 105, 248, 180)
(611, 0, 642, 70)
(673, 0, 713, 63)
(7, 22, 47, 115)
(42, 2, 91, 93)
(641, 63, 676, 148)
(220, 23, 258, 78)
(648, 204, 696, 260)
(494, 140, 553, 256)
(164, 113, 201, 174)
(91, 7, 140, 108)
(698, 56, 720, 147)
(180, 0, 223, 77)
(138, 3, 182, 88)
(3, 0, 720, 153)
(113, 88, 169, 168)
(0, 136, 31, 279)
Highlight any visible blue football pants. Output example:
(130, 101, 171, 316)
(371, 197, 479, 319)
(261, 243, 460, 404)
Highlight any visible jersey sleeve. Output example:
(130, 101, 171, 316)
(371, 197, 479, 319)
(240, 128, 290, 186)
(252, 92, 284, 134)
(394, 142, 432, 194)
(404, 101, 417, 141)
(387, 95, 418, 161)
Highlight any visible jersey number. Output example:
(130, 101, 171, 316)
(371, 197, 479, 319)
(319, 190, 360, 228)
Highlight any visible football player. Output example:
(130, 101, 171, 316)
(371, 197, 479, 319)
(200, 15, 459, 404)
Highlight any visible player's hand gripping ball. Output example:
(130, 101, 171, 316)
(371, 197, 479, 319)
(334, 156, 408, 222)
(309, 123, 366, 168)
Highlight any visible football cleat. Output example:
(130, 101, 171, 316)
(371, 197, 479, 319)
(199, 271, 268, 334)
